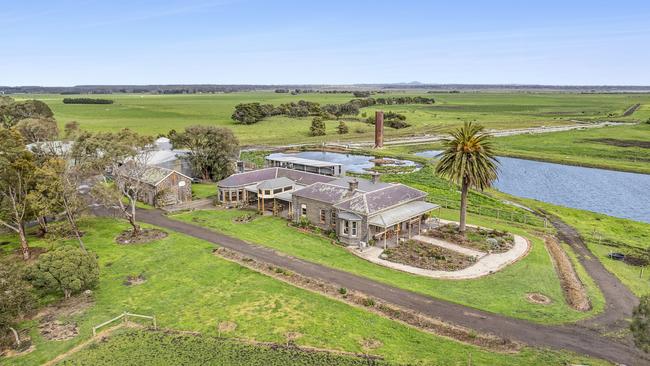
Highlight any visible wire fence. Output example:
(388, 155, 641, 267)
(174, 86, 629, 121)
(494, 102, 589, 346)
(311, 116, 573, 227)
(429, 196, 548, 228)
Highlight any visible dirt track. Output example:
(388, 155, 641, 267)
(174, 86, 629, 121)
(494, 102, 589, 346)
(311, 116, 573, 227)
(133, 209, 647, 365)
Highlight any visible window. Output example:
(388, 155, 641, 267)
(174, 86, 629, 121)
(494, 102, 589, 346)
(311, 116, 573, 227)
(301, 204, 307, 216)
(273, 188, 282, 194)
(331, 211, 337, 227)
(319, 209, 326, 223)
(283, 186, 292, 192)
(264, 189, 271, 195)
(219, 190, 224, 202)
(351, 221, 358, 237)
(342, 220, 349, 235)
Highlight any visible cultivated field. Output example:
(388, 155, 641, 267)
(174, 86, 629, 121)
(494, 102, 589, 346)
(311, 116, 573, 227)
(15, 92, 650, 145)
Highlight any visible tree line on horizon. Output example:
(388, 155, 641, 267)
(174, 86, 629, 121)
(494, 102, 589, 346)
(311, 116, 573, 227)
(231, 96, 435, 125)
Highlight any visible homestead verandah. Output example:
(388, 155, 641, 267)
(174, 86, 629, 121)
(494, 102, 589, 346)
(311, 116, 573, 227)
(368, 201, 440, 249)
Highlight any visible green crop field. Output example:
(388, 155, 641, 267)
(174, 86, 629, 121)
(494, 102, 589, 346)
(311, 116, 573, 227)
(0, 219, 605, 366)
(14, 92, 650, 146)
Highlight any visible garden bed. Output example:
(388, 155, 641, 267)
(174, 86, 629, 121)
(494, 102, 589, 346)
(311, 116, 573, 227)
(115, 229, 168, 245)
(426, 224, 514, 253)
(383, 240, 476, 271)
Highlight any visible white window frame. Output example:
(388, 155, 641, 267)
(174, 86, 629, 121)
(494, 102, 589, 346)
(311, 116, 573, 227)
(301, 204, 307, 216)
(351, 221, 358, 237)
(342, 220, 349, 235)
(319, 209, 326, 223)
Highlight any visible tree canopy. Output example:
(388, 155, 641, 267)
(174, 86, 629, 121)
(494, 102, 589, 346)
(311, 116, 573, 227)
(15, 117, 59, 144)
(0, 99, 54, 128)
(309, 117, 326, 136)
(0, 128, 37, 259)
(28, 245, 99, 298)
(170, 125, 239, 181)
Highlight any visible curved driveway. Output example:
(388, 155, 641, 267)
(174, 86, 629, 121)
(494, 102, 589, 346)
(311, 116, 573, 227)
(135, 209, 647, 365)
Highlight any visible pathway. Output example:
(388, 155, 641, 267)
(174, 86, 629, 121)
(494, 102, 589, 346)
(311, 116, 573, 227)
(132, 208, 647, 365)
(350, 233, 528, 280)
(243, 121, 629, 150)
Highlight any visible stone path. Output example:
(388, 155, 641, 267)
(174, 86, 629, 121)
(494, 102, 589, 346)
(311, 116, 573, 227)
(349, 232, 529, 280)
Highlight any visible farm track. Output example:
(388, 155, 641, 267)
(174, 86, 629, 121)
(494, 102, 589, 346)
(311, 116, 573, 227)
(243, 121, 630, 150)
(132, 208, 647, 365)
(546, 215, 639, 332)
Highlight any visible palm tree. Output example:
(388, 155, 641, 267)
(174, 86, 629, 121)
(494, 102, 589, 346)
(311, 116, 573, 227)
(435, 122, 499, 234)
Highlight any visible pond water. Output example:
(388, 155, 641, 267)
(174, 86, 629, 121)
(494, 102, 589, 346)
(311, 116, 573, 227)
(414, 150, 650, 223)
(266, 151, 419, 174)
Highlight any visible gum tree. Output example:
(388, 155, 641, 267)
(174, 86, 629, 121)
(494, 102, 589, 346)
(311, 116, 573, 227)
(0, 129, 36, 260)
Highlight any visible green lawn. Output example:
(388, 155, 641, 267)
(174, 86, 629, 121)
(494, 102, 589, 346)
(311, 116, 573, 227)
(171, 208, 604, 324)
(14, 92, 650, 145)
(192, 182, 217, 199)
(0, 218, 607, 366)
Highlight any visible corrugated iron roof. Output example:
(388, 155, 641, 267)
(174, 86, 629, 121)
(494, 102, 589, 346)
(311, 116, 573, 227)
(368, 201, 439, 228)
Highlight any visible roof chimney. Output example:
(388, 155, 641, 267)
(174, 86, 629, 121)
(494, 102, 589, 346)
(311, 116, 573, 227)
(374, 111, 384, 148)
(370, 172, 380, 184)
(348, 179, 359, 192)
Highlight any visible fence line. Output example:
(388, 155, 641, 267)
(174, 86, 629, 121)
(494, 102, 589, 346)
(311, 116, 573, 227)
(92, 312, 156, 336)
(429, 196, 548, 228)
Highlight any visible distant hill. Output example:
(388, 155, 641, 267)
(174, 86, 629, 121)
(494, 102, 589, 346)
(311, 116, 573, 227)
(2, 83, 650, 94)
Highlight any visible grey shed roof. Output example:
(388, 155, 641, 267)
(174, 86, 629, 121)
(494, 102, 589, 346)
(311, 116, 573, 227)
(334, 184, 427, 215)
(291, 182, 359, 204)
(218, 167, 335, 188)
(257, 177, 294, 190)
(368, 201, 439, 228)
(266, 156, 342, 168)
(278, 169, 336, 186)
(119, 166, 190, 186)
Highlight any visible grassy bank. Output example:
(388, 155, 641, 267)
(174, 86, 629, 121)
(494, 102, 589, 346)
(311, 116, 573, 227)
(14, 92, 650, 145)
(0, 218, 606, 366)
(172, 208, 604, 324)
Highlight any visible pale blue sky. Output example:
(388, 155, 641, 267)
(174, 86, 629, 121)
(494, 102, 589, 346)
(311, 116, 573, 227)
(2, 0, 650, 86)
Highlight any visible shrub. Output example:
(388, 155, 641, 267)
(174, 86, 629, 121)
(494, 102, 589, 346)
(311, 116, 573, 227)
(336, 121, 349, 135)
(362, 298, 376, 307)
(632, 295, 650, 352)
(298, 216, 311, 228)
(28, 246, 99, 298)
(309, 117, 326, 136)
(338, 287, 347, 295)
(0, 259, 34, 348)
(62, 98, 113, 104)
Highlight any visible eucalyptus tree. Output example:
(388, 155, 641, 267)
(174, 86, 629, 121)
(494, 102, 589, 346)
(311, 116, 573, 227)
(0, 129, 37, 260)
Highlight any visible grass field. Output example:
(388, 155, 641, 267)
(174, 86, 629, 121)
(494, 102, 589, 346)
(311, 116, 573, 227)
(172, 208, 604, 324)
(493, 123, 650, 174)
(0, 218, 606, 366)
(14, 92, 650, 145)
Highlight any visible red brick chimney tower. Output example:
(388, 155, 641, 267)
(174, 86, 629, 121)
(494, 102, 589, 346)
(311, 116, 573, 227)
(374, 110, 384, 148)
